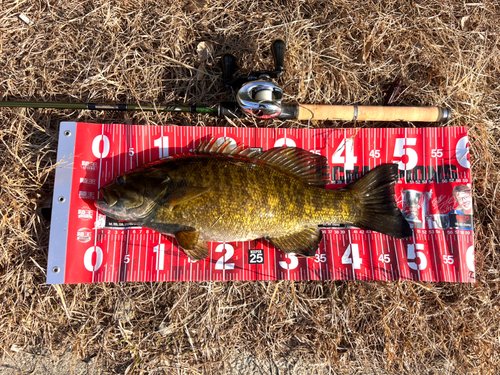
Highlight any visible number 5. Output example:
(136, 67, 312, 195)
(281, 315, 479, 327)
(407, 244, 427, 270)
(394, 138, 418, 170)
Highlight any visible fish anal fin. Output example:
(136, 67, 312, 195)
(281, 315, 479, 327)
(167, 186, 211, 211)
(175, 230, 209, 260)
(270, 227, 322, 257)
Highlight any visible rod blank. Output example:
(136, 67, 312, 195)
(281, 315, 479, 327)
(0, 100, 451, 122)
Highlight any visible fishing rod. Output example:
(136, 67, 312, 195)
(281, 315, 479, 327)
(0, 40, 452, 123)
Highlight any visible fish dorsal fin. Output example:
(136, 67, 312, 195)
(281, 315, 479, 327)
(196, 137, 260, 158)
(257, 147, 330, 186)
(196, 138, 330, 186)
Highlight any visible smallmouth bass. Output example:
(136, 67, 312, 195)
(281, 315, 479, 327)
(95, 138, 412, 260)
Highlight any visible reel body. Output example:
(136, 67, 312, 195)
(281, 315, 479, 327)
(222, 40, 285, 119)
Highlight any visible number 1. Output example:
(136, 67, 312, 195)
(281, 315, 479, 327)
(153, 244, 165, 271)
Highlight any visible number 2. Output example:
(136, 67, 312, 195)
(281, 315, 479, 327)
(215, 244, 235, 270)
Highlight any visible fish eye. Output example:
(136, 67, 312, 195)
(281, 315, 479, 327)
(116, 175, 125, 185)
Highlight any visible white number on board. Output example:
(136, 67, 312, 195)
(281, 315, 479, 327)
(279, 253, 299, 270)
(394, 138, 418, 170)
(407, 244, 427, 270)
(274, 138, 296, 147)
(443, 255, 454, 264)
(84, 246, 104, 272)
(154, 136, 169, 158)
(215, 244, 235, 270)
(314, 253, 327, 263)
(466, 246, 474, 272)
(341, 244, 362, 269)
(249, 252, 264, 263)
(92, 135, 110, 158)
(378, 254, 390, 263)
(332, 138, 357, 171)
(431, 149, 443, 158)
(153, 244, 165, 271)
(456, 136, 470, 169)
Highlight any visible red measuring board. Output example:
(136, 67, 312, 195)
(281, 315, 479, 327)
(47, 123, 475, 284)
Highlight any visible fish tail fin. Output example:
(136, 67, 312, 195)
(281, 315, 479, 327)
(346, 164, 412, 239)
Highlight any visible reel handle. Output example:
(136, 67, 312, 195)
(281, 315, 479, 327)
(222, 54, 238, 84)
(271, 40, 285, 76)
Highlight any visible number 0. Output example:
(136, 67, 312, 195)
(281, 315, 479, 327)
(92, 135, 110, 158)
(84, 246, 104, 272)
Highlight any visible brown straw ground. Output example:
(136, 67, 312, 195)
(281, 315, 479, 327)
(1, 0, 500, 374)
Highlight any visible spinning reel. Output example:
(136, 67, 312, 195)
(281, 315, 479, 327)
(221, 40, 286, 119)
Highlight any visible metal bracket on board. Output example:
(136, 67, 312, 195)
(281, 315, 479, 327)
(46, 122, 77, 284)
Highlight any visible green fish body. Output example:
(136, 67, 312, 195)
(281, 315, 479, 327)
(95, 138, 412, 260)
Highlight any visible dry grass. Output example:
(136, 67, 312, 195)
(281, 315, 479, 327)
(1, 0, 500, 374)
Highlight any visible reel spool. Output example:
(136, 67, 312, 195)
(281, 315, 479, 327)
(222, 40, 286, 119)
(236, 80, 283, 119)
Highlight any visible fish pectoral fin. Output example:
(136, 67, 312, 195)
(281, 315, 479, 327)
(270, 227, 322, 257)
(167, 186, 212, 211)
(175, 230, 209, 260)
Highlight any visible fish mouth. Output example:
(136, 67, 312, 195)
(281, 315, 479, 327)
(98, 188, 118, 207)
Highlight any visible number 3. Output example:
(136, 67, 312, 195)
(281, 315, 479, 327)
(279, 253, 298, 270)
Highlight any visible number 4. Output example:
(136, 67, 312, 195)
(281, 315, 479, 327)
(341, 244, 361, 269)
(332, 138, 357, 170)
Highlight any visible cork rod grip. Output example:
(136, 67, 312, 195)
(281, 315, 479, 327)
(296, 105, 451, 122)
